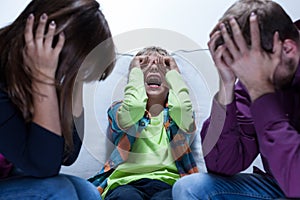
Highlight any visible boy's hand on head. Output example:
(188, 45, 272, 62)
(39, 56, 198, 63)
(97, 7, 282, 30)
(163, 56, 180, 73)
(129, 55, 148, 71)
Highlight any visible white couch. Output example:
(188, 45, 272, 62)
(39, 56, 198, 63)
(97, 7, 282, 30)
(60, 49, 263, 179)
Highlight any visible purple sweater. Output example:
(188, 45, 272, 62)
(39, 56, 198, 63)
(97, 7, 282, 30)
(201, 65, 300, 198)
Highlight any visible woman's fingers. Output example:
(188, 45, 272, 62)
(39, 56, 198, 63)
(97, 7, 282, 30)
(44, 21, 56, 49)
(23, 12, 64, 78)
(24, 14, 34, 47)
(35, 13, 48, 47)
(53, 32, 65, 56)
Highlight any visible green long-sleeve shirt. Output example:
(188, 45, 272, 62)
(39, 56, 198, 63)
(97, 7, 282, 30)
(117, 67, 195, 132)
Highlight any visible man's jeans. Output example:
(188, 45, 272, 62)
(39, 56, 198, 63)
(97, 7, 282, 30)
(172, 173, 287, 200)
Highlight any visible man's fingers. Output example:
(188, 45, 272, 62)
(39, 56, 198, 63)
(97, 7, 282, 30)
(220, 22, 240, 59)
(24, 14, 34, 46)
(209, 22, 221, 38)
(213, 44, 227, 67)
(272, 31, 282, 62)
(249, 12, 261, 51)
(222, 48, 233, 67)
(228, 18, 248, 54)
(208, 30, 222, 54)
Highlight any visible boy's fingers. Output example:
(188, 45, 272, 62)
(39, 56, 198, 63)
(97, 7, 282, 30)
(139, 55, 148, 64)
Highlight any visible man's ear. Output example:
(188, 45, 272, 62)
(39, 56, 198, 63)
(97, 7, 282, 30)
(282, 39, 298, 58)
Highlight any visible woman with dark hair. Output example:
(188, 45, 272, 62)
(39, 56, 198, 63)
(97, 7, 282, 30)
(0, 0, 115, 199)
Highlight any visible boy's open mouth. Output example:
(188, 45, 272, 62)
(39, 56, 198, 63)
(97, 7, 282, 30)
(146, 75, 162, 88)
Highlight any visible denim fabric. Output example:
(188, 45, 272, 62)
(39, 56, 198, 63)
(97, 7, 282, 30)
(172, 173, 287, 200)
(105, 178, 172, 200)
(0, 173, 101, 200)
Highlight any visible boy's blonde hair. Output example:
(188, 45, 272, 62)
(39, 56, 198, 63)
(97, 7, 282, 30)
(136, 46, 169, 56)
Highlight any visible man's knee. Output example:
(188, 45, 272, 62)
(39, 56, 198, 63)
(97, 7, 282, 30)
(172, 173, 219, 200)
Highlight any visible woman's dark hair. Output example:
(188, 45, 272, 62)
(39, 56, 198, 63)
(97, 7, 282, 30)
(0, 0, 116, 153)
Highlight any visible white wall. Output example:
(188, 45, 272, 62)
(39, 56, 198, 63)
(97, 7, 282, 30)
(3, 0, 299, 96)
(1, 0, 300, 49)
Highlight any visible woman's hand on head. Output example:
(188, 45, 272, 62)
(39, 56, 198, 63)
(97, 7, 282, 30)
(23, 13, 65, 82)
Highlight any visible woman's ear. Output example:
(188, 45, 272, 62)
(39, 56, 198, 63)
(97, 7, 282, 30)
(282, 39, 298, 58)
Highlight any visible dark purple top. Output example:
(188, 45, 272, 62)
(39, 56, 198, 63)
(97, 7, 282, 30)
(0, 153, 12, 178)
(201, 65, 300, 198)
(0, 83, 83, 178)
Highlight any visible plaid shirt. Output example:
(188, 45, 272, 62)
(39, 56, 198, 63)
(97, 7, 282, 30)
(88, 101, 199, 194)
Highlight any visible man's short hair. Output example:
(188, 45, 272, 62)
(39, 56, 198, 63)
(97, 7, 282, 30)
(214, 0, 299, 52)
